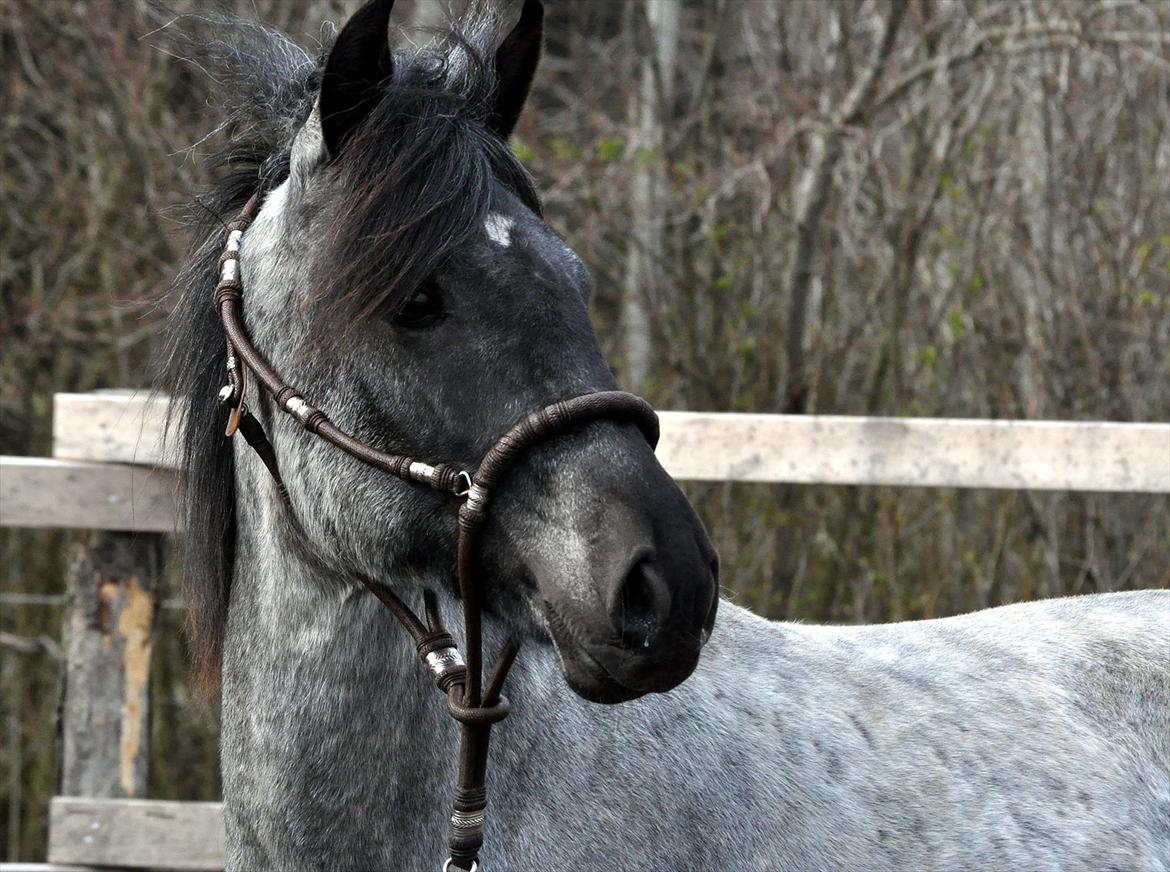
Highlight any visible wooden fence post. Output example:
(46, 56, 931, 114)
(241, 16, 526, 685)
(59, 531, 163, 798)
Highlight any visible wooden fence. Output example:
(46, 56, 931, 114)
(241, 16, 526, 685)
(1, 390, 1167, 869)
(4, 392, 1168, 534)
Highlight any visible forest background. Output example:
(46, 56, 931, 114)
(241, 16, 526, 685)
(2, 0, 1168, 860)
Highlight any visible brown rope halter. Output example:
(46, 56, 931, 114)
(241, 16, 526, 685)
(213, 192, 659, 871)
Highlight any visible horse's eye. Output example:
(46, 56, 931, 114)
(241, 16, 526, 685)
(394, 284, 444, 328)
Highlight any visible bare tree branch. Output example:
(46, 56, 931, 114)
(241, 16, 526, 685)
(782, 0, 909, 412)
(0, 631, 63, 661)
(873, 21, 1170, 115)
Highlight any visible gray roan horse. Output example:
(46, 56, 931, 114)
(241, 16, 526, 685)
(161, 1, 1169, 869)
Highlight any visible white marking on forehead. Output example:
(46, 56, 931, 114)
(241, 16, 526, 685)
(258, 178, 290, 220)
(484, 212, 514, 247)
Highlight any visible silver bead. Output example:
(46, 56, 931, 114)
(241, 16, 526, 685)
(285, 396, 315, 425)
(424, 647, 465, 685)
(449, 810, 485, 832)
(408, 461, 437, 484)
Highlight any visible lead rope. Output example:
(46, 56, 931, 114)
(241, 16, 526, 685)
(211, 192, 659, 871)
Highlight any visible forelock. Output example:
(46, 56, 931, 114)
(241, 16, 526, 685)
(311, 31, 541, 326)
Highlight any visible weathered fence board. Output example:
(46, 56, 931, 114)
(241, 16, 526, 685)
(52, 391, 1170, 492)
(48, 798, 225, 871)
(0, 457, 177, 531)
(60, 533, 162, 800)
(656, 413, 1170, 492)
(53, 391, 169, 470)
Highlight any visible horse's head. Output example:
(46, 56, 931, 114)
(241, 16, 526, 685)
(169, 0, 717, 704)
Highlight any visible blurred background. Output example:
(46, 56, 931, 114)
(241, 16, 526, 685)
(2, 0, 1168, 861)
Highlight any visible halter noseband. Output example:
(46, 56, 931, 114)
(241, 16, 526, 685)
(213, 191, 659, 871)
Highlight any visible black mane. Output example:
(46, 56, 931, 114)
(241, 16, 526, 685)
(157, 9, 537, 692)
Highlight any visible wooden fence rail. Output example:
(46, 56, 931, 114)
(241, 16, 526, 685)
(46, 390, 1170, 489)
(0, 457, 177, 531)
(4, 392, 1167, 533)
(47, 797, 224, 871)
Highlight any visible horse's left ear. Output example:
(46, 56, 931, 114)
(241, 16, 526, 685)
(320, 0, 396, 159)
(488, 0, 543, 140)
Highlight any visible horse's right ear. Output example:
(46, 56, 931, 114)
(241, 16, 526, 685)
(319, 0, 395, 159)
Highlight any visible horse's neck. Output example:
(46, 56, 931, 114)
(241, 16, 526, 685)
(222, 465, 469, 857)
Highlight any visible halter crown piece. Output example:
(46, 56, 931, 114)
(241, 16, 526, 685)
(212, 191, 660, 870)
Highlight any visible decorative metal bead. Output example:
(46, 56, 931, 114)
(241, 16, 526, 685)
(409, 461, 437, 484)
(450, 810, 485, 831)
(221, 259, 239, 283)
(285, 396, 314, 425)
(424, 647, 465, 686)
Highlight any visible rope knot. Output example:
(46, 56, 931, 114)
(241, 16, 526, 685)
(447, 693, 511, 726)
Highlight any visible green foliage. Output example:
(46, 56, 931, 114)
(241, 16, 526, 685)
(595, 136, 623, 161)
(948, 309, 967, 340)
(546, 136, 580, 161)
(941, 171, 962, 201)
(511, 138, 536, 165)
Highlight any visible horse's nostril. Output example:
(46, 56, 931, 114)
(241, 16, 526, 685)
(613, 556, 669, 650)
(701, 576, 719, 644)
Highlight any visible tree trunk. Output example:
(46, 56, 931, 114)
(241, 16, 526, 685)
(59, 532, 162, 799)
(623, 0, 681, 390)
(782, 0, 907, 413)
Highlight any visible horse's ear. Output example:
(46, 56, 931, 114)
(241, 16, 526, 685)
(488, 0, 543, 140)
(320, 0, 396, 159)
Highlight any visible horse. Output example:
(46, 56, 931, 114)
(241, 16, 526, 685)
(160, 2, 1170, 869)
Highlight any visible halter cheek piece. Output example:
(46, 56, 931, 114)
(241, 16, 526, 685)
(213, 192, 659, 871)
